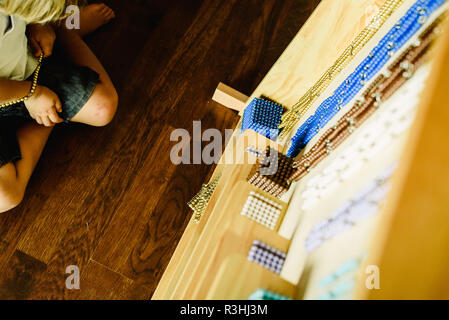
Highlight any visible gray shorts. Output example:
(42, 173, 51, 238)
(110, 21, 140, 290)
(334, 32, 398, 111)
(0, 55, 99, 167)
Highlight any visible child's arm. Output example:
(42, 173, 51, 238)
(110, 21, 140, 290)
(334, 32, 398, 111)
(0, 78, 34, 102)
(0, 79, 63, 127)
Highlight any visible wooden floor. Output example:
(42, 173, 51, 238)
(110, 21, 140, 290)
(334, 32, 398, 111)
(0, 0, 319, 299)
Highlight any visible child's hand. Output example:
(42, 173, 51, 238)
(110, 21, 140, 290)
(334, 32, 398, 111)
(25, 85, 64, 127)
(26, 24, 56, 58)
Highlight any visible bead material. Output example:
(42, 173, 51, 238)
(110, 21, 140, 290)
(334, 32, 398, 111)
(288, 15, 440, 183)
(247, 240, 287, 274)
(240, 191, 283, 230)
(279, 0, 406, 138)
(242, 98, 284, 139)
(305, 165, 396, 253)
(188, 174, 221, 223)
(286, 0, 444, 156)
(247, 147, 296, 198)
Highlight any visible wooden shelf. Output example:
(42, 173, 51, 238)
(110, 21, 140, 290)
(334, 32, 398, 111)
(154, 0, 386, 300)
(207, 255, 296, 300)
(154, 0, 449, 300)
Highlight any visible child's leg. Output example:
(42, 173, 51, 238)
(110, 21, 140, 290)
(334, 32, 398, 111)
(0, 123, 52, 212)
(0, 6, 118, 212)
(56, 29, 118, 127)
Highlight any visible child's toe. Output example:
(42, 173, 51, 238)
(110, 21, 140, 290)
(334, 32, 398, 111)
(106, 8, 115, 19)
(93, 3, 105, 11)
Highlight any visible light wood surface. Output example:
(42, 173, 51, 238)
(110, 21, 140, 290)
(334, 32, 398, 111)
(358, 17, 449, 300)
(207, 255, 296, 300)
(212, 82, 249, 113)
(183, 181, 290, 299)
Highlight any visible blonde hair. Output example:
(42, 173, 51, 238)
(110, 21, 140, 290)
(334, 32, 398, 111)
(0, 0, 83, 24)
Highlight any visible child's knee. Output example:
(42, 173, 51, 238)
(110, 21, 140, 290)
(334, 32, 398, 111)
(0, 178, 24, 213)
(91, 84, 118, 127)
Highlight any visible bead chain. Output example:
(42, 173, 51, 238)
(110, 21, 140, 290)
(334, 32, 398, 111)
(305, 165, 395, 253)
(290, 41, 432, 182)
(295, 63, 429, 213)
(279, 0, 405, 139)
(287, 0, 444, 158)
(0, 53, 44, 109)
(287, 16, 440, 183)
(188, 173, 221, 223)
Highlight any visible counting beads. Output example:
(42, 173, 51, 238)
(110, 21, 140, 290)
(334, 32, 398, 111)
(240, 191, 283, 230)
(288, 0, 445, 157)
(247, 240, 287, 274)
(247, 147, 296, 198)
(305, 165, 396, 252)
(279, 0, 405, 138)
(242, 98, 284, 139)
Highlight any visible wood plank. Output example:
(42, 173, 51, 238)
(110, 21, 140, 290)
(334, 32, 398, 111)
(95, 161, 210, 292)
(248, 0, 386, 108)
(90, 123, 178, 273)
(0, 250, 47, 300)
(79, 260, 150, 300)
(212, 83, 249, 113)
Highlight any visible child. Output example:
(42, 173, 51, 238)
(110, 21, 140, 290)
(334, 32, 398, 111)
(0, 0, 118, 212)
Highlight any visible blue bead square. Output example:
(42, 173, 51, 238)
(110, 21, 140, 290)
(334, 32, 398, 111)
(241, 98, 283, 139)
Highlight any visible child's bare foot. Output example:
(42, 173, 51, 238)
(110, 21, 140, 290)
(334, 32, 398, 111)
(77, 3, 115, 37)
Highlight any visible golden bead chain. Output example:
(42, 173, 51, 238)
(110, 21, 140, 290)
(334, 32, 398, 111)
(0, 53, 44, 109)
(279, 0, 405, 139)
(188, 173, 221, 224)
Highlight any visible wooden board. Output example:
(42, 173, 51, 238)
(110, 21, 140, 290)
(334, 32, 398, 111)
(207, 255, 296, 300)
(358, 17, 449, 300)
(183, 181, 290, 299)
(212, 83, 249, 113)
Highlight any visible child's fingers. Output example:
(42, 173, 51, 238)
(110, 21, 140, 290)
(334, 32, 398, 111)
(35, 115, 43, 125)
(28, 112, 36, 120)
(29, 38, 42, 57)
(40, 39, 54, 58)
(55, 98, 62, 113)
(41, 116, 53, 127)
(49, 108, 63, 123)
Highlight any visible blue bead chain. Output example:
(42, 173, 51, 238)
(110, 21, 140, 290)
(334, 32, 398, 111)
(287, 0, 445, 158)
